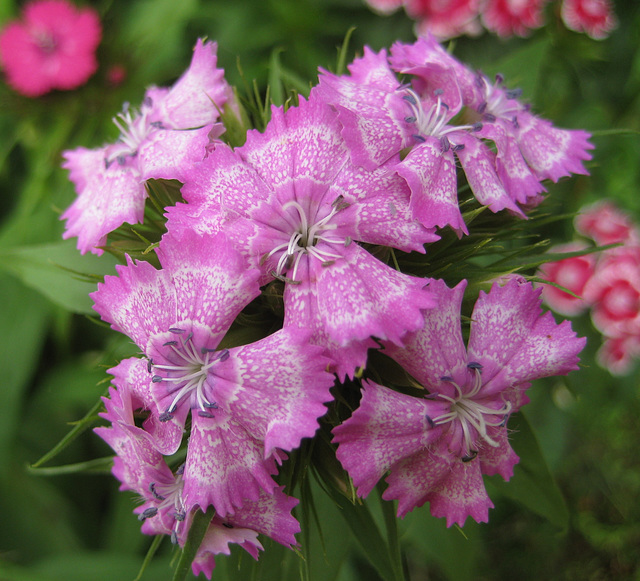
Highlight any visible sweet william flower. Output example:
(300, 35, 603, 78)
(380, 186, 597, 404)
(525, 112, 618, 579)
(92, 229, 335, 515)
(481, 0, 548, 37)
(333, 278, 585, 526)
(167, 94, 438, 379)
(95, 381, 300, 580)
(561, 0, 617, 39)
(0, 0, 101, 97)
(316, 44, 525, 233)
(538, 242, 596, 317)
(61, 39, 229, 255)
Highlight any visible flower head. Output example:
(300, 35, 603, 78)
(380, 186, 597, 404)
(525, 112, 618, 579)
(168, 94, 437, 379)
(92, 230, 334, 515)
(561, 0, 617, 39)
(333, 278, 585, 526)
(0, 0, 101, 97)
(61, 39, 229, 254)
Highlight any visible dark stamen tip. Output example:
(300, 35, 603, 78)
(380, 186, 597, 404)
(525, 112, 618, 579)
(149, 483, 166, 501)
(440, 136, 450, 153)
(222, 522, 234, 529)
(163, 340, 178, 347)
(425, 414, 435, 429)
(198, 411, 215, 418)
(483, 113, 496, 123)
(506, 88, 522, 100)
(322, 260, 335, 267)
(413, 134, 426, 143)
(201, 347, 217, 354)
(405, 116, 417, 123)
(403, 94, 417, 105)
(462, 450, 478, 462)
(440, 376, 454, 382)
(204, 401, 219, 409)
(467, 361, 483, 370)
(159, 412, 173, 422)
(477, 102, 487, 114)
(138, 507, 158, 521)
(168, 328, 185, 334)
(434, 88, 444, 96)
(170, 531, 179, 545)
(218, 349, 230, 362)
(452, 144, 465, 152)
(174, 511, 186, 522)
(152, 375, 164, 383)
(472, 122, 483, 132)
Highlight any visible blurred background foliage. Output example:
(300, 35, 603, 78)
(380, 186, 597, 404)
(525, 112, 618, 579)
(0, 0, 639, 579)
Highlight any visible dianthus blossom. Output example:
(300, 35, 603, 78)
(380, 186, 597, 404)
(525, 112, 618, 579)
(333, 278, 585, 526)
(61, 39, 230, 255)
(0, 0, 101, 97)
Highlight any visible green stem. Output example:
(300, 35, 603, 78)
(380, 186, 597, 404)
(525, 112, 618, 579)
(172, 506, 216, 581)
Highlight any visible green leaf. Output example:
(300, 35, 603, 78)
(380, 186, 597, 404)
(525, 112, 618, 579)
(399, 510, 480, 581)
(30, 396, 105, 469)
(0, 274, 51, 475)
(0, 240, 120, 313)
(485, 411, 569, 531)
(321, 477, 405, 581)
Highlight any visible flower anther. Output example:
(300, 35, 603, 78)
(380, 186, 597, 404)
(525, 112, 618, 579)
(150, 328, 226, 421)
(431, 363, 512, 460)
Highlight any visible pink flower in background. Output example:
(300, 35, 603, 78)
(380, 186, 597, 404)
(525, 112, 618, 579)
(481, 0, 548, 37)
(540, 201, 640, 375)
(364, 0, 617, 39)
(406, 0, 482, 39)
(561, 0, 617, 39)
(538, 242, 596, 316)
(0, 0, 101, 97)
(575, 200, 639, 246)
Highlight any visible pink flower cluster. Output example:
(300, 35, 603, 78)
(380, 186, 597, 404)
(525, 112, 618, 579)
(62, 37, 588, 576)
(0, 0, 101, 97)
(540, 201, 640, 375)
(365, 0, 617, 40)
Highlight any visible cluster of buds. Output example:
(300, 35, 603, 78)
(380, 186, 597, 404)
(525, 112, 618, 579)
(540, 201, 640, 375)
(61, 36, 590, 576)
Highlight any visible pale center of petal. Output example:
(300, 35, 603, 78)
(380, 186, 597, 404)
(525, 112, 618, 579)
(264, 195, 351, 284)
(150, 328, 226, 421)
(432, 363, 512, 461)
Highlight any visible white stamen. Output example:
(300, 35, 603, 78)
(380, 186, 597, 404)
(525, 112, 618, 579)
(268, 197, 349, 282)
(433, 369, 512, 458)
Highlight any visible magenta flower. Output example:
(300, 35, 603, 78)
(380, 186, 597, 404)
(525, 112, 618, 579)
(92, 229, 334, 515)
(167, 95, 437, 379)
(95, 381, 300, 580)
(333, 278, 585, 526)
(561, 0, 617, 39)
(61, 39, 230, 255)
(316, 43, 525, 233)
(0, 0, 101, 97)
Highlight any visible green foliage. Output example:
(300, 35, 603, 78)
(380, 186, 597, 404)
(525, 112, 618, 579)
(1, 1, 639, 580)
